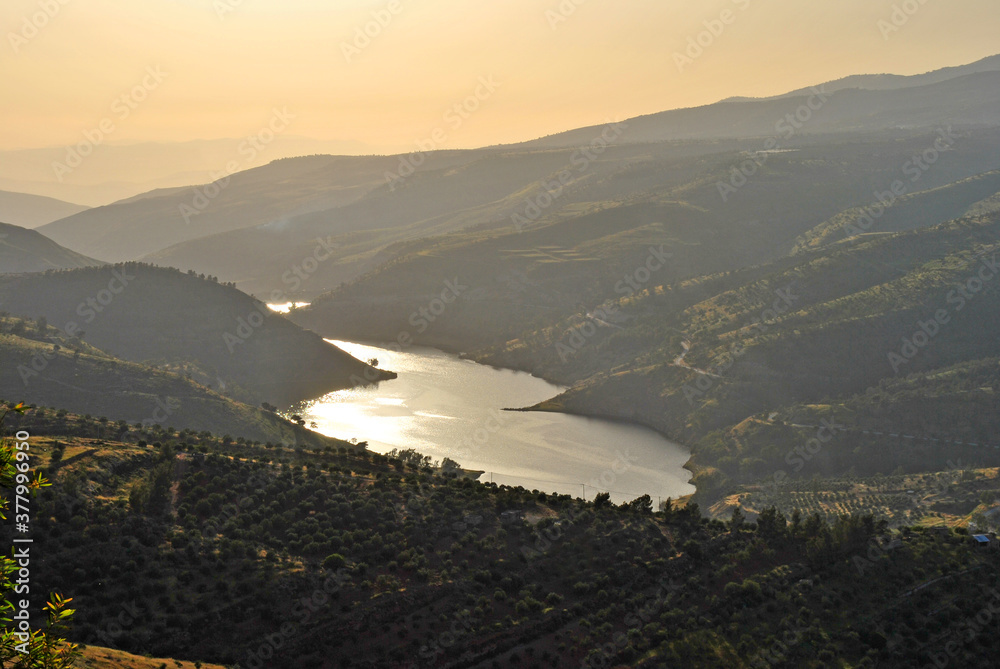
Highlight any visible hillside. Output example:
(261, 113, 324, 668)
(36, 153, 464, 262)
(0, 190, 88, 228)
(0, 264, 390, 405)
(525, 71, 1000, 148)
(0, 136, 383, 207)
(464, 211, 1000, 504)
(289, 129, 1000, 353)
(77, 646, 225, 669)
(5, 406, 1000, 668)
(0, 316, 350, 448)
(26, 56, 996, 303)
(736, 52, 1000, 101)
(793, 169, 1000, 253)
(0, 222, 103, 273)
(142, 138, 750, 298)
(151, 126, 1000, 301)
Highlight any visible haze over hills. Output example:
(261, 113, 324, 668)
(7, 13, 1000, 665)
(525, 71, 1000, 148)
(0, 189, 88, 228)
(27, 54, 1000, 300)
(125, 124, 1000, 301)
(731, 52, 1000, 101)
(35, 154, 429, 262)
(0, 221, 103, 273)
(0, 136, 386, 207)
(0, 264, 390, 406)
(287, 129, 1000, 346)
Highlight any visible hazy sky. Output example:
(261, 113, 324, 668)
(2, 0, 999, 153)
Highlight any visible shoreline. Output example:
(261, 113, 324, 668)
(311, 333, 700, 500)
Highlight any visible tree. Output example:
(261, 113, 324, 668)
(322, 553, 347, 570)
(0, 403, 79, 667)
(627, 494, 653, 514)
(593, 492, 611, 509)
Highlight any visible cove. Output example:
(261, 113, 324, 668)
(295, 339, 695, 505)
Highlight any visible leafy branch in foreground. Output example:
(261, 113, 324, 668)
(0, 403, 78, 668)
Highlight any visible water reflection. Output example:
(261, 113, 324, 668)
(296, 340, 695, 505)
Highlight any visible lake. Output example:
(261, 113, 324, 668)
(294, 340, 695, 505)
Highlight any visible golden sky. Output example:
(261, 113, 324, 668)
(2, 0, 999, 153)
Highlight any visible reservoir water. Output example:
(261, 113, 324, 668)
(295, 340, 695, 505)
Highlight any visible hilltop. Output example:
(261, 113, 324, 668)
(0, 190, 88, 228)
(0, 221, 103, 273)
(288, 130, 1000, 353)
(0, 263, 390, 406)
(20, 55, 998, 303)
(0, 315, 350, 448)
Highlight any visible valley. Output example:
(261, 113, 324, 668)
(3, 38, 1000, 668)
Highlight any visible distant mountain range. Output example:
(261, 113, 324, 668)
(16, 54, 997, 303)
(525, 69, 1000, 148)
(0, 190, 88, 228)
(730, 52, 1000, 101)
(0, 136, 384, 206)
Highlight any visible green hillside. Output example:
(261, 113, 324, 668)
(793, 169, 1000, 253)
(6, 406, 1000, 668)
